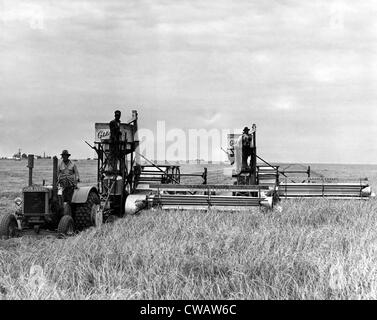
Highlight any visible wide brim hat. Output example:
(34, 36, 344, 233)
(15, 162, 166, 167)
(61, 150, 71, 156)
(243, 127, 250, 133)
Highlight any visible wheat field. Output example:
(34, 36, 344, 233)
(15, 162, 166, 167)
(1, 159, 377, 300)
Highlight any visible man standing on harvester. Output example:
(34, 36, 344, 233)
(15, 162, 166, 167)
(233, 123, 256, 184)
(58, 149, 80, 203)
(241, 126, 253, 170)
(109, 110, 122, 172)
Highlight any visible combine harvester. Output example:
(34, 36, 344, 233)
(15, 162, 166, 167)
(125, 118, 277, 214)
(225, 131, 374, 201)
(87, 111, 278, 216)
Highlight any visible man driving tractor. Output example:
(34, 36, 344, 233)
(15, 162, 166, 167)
(58, 149, 80, 203)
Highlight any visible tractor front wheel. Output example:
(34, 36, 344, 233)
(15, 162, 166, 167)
(57, 215, 75, 237)
(74, 191, 100, 230)
(0, 214, 19, 240)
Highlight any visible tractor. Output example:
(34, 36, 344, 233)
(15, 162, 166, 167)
(0, 110, 141, 240)
(0, 110, 140, 240)
(0, 151, 103, 238)
(0, 154, 101, 239)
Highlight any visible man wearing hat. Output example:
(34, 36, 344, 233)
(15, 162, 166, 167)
(108, 110, 122, 172)
(241, 126, 253, 170)
(109, 110, 122, 142)
(58, 150, 80, 203)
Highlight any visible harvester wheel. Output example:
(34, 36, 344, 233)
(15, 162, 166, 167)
(0, 214, 19, 239)
(57, 215, 74, 237)
(74, 191, 100, 230)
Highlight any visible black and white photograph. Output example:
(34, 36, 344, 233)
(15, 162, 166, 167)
(1, 0, 377, 305)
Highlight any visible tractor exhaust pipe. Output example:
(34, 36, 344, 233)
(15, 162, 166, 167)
(52, 156, 58, 201)
(27, 154, 34, 186)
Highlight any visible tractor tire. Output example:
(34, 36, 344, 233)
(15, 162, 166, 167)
(0, 214, 19, 240)
(74, 191, 100, 230)
(57, 215, 74, 237)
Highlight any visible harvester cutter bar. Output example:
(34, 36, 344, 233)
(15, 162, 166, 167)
(280, 196, 370, 200)
(147, 183, 270, 193)
(144, 184, 275, 210)
(278, 181, 372, 199)
(157, 205, 256, 211)
(150, 194, 264, 208)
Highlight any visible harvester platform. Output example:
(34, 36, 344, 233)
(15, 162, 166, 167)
(125, 184, 277, 214)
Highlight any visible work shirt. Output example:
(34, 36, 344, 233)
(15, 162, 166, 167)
(58, 160, 80, 187)
(242, 133, 253, 148)
(109, 119, 121, 142)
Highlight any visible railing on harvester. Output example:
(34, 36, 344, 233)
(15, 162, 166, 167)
(255, 157, 374, 200)
(134, 165, 208, 187)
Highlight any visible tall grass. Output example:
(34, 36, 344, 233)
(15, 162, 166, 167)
(1, 198, 377, 300)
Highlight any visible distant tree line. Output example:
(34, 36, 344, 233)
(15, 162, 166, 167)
(8, 153, 52, 159)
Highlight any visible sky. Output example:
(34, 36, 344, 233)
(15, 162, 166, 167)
(1, 0, 377, 163)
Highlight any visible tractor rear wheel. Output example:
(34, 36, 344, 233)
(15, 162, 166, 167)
(0, 214, 18, 240)
(74, 191, 100, 230)
(57, 215, 74, 237)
